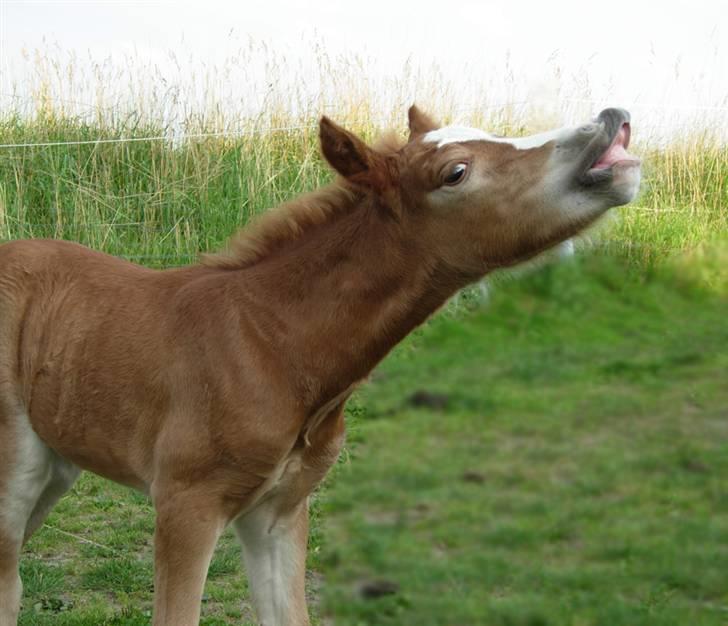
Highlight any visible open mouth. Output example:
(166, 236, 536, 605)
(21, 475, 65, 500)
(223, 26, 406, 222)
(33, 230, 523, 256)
(590, 122, 636, 170)
(580, 109, 641, 185)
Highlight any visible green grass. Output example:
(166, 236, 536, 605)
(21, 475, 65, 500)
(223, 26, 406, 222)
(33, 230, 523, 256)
(0, 114, 329, 265)
(318, 256, 728, 625)
(1, 105, 726, 624)
(20, 474, 254, 625)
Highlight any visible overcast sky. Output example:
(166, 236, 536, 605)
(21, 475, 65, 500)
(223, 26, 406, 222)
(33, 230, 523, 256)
(1, 0, 726, 134)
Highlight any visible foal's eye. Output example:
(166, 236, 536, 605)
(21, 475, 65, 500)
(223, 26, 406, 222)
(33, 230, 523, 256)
(443, 163, 468, 186)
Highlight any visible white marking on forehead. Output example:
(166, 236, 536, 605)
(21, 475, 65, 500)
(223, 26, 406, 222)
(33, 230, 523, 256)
(423, 126, 490, 146)
(424, 125, 567, 150)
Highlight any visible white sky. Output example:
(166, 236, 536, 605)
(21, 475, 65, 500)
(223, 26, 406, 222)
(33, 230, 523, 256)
(1, 0, 727, 136)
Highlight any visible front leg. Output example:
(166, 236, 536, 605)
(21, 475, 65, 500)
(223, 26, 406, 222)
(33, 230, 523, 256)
(234, 499, 310, 626)
(152, 487, 226, 626)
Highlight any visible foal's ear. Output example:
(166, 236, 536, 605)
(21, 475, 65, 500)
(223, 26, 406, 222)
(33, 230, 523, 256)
(408, 104, 440, 140)
(319, 116, 390, 189)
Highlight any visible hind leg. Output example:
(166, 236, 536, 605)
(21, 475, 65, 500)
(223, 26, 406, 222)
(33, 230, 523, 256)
(0, 413, 79, 625)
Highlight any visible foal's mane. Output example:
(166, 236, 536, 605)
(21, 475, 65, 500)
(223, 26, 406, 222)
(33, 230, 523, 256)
(201, 184, 359, 270)
(202, 132, 404, 270)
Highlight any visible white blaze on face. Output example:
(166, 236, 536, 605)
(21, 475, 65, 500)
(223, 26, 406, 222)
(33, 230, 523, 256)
(424, 125, 567, 150)
(423, 126, 490, 146)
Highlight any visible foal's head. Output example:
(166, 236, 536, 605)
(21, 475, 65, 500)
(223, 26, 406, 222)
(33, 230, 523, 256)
(320, 105, 641, 276)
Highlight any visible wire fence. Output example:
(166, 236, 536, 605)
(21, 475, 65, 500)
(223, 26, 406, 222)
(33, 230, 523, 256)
(0, 125, 317, 149)
(0, 99, 533, 149)
(1, 95, 727, 150)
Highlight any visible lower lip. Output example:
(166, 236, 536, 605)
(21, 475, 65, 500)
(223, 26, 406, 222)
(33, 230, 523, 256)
(588, 158, 641, 174)
(581, 158, 641, 186)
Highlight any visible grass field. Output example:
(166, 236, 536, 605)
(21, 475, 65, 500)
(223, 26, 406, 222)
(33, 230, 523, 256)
(319, 257, 728, 626)
(1, 94, 726, 625)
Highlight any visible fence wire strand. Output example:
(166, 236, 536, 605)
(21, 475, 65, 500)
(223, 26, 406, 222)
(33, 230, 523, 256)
(0, 101, 530, 149)
(2, 95, 726, 150)
(0, 124, 317, 149)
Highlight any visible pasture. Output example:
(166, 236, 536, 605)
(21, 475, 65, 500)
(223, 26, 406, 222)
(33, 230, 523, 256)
(1, 100, 726, 625)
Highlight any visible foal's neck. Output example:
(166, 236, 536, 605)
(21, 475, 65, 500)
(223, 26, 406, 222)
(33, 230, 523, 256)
(241, 192, 464, 408)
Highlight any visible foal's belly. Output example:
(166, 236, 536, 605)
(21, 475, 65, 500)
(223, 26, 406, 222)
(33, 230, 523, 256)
(23, 349, 168, 491)
(26, 375, 156, 491)
(29, 412, 151, 491)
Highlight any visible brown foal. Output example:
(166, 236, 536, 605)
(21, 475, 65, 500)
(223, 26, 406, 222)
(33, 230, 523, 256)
(0, 105, 640, 625)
